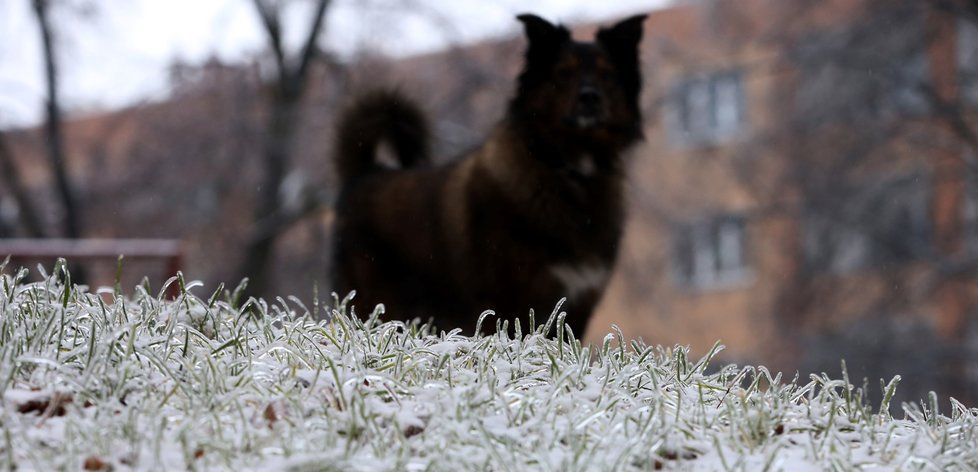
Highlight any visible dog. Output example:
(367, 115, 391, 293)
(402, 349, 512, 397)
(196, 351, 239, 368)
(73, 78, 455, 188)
(331, 13, 646, 336)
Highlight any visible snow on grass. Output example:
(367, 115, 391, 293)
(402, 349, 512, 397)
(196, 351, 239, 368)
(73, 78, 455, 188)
(1, 261, 977, 471)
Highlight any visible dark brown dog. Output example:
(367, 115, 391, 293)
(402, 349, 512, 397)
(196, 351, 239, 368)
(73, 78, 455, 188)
(332, 14, 646, 336)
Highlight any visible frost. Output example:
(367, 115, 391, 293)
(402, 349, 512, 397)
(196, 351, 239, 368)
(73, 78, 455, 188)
(0, 265, 976, 470)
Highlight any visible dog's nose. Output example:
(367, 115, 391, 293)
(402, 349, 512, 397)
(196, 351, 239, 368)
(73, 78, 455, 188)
(578, 87, 601, 107)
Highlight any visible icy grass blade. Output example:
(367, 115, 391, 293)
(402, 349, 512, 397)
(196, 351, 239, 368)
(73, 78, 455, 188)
(0, 266, 975, 471)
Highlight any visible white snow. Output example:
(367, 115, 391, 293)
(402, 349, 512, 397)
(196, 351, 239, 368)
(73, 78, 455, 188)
(0, 264, 976, 470)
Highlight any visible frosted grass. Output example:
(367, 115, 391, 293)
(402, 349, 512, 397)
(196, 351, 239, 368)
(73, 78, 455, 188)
(0, 260, 976, 470)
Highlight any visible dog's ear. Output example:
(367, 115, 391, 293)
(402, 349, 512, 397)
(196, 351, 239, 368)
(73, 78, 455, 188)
(597, 15, 647, 107)
(596, 14, 646, 65)
(516, 14, 570, 65)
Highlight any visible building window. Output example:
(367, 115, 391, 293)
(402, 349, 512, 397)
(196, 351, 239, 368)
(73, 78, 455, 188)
(863, 15, 931, 117)
(670, 71, 746, 145)
(804, 175, 931, 273)
(674, 215, 750, 289)
(804, 217, 872, 274)
(888, 51, 931, 115)
(886, 188, 931, 258)
(959, 17, 978, 104)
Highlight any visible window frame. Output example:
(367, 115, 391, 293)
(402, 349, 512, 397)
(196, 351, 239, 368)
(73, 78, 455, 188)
(672, 214, 752, 290)
(669, 70, 747, 146)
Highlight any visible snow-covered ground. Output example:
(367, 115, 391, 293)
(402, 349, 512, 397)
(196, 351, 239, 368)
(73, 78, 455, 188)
(0, 262, 976, 470)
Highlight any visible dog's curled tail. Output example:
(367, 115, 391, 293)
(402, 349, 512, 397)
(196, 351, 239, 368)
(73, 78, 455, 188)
(334, 90, 430, 185)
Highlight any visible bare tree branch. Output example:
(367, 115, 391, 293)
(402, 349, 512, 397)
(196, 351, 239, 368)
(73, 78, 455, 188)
(295, 0, 331, 84)
(252, 0, 287, 77)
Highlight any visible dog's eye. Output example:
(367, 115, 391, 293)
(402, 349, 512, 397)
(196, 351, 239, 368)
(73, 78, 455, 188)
(555, 66, 577, 82)
(597, 67, 615, 81)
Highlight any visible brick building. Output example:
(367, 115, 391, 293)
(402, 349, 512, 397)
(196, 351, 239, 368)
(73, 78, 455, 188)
(586, 0, 978, 403)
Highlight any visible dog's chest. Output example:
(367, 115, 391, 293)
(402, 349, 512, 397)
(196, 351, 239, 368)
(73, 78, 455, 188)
(548, 262, 611, 302)
(572, 153, 597, 177)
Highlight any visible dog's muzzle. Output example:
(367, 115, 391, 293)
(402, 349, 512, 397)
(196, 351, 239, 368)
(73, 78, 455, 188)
(573, 86, 606, 129)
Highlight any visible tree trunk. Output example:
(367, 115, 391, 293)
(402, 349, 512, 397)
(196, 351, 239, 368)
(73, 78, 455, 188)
(238, 87, 301, 297)
(32, 0, 81, 240)
(235, 0, 331, 298)
(32, 0, 86, 284)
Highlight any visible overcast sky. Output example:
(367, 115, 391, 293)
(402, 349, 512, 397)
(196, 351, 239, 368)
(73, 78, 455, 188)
(0, 0, 669, 128)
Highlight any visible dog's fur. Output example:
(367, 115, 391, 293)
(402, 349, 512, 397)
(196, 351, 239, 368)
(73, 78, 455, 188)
(332, 14, 646, 336)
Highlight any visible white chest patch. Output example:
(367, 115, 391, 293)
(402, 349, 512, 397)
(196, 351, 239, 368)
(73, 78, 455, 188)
(549, 263, 611, 301)
(575, 154, 597, 177)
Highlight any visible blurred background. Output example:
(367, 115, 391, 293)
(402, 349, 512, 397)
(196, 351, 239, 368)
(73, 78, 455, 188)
(1, 0, 977, 408)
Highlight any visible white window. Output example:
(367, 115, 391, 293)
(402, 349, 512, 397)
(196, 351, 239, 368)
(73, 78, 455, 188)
(714, 74, 743, 134)
(958, 17, 978, 103)
(674, 216, 750, 289)
(671, 71, 746, 145)
(833, 230, 872, 272)
(691, 224, 715, 284)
